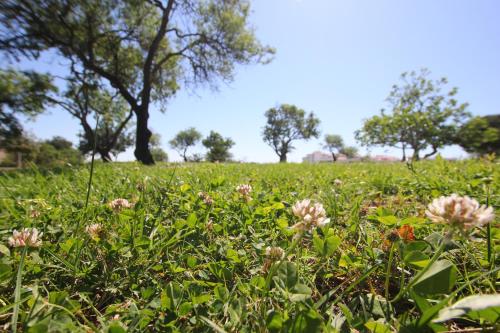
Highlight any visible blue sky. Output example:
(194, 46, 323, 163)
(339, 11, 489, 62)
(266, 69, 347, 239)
(12, 0, 500, 162)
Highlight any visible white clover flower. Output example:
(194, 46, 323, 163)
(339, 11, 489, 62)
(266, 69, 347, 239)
(425, 194, 495, 230)
(236, 184, 252, 201)
(108, 198, 133, 212)
(197, 191, 213, 205)
(334, 179, 343, 186)
(8, 228, 43, 248)
(85, 223, 103, 239)
(291, 199, 330, 233)
(265, 246, 285, 261)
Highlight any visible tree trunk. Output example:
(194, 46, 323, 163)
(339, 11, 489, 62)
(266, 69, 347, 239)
(279, 154, 287, 163)
(331, 152, 337, 162)
(412, 150, 420, 161)
(134, 108, 154, 165)
(99, 150, 113, 162)
(401, 145, 406, 162)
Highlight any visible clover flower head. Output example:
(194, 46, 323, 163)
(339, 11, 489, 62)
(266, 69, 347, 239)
(109, 198, 133, 212)
(8, 228, 43, 248)
(236, 184, 252, 201)
(291, 199, 330, 233)
(334, 179, 343, 186)
(425, 194, 495, 230)
(85, 223, 103, 239)
(265, 246, 285, 261)
(197, 191, 213, 205)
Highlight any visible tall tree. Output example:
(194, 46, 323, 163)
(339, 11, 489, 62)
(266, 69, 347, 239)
(0, 0, 274, 164)
(355, 69, 469, 161)
(323, 134, 344, 162)
(262, 104, 320, 163)
(457, 115, 500, 156)
(169, 127, 202, 162)
(60, 75, 134, 162)
(0, 69, 56, 146)
(202, 131, 234, 162)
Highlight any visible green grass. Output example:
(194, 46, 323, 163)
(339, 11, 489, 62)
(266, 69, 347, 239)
(0, 159, 499, 332)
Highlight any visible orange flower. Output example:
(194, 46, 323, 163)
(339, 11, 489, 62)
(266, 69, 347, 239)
(398, 225, 415, 242)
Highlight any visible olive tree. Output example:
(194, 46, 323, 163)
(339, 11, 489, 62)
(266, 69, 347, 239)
(262, 104, 320, 163)
(0, 0, 273, 164)
(169, 127, 202, 162)
(355, 69, 469, 161)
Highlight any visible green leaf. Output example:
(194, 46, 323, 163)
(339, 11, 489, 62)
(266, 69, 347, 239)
(413, 260, 457, 295)
(289, 283, 312, 302)
(377, 215, 398, 226)
(186, 213, 197, 228)
(365, 320, 392, 333)
(266, 311, 283, 332)
(274, 261, 298, 289)
(403, 251, 430, 268)
(289, 308, 323, 333)
(313, 232, 341, 257)
(433, 294, 500, 323)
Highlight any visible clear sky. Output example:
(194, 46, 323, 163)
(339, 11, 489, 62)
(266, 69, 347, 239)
(12, 0, 500, 162)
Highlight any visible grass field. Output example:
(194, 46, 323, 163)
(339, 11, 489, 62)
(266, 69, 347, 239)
(0, 159, 499, 332)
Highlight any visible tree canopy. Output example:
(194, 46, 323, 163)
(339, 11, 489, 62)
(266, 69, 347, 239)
(0, 69, 56, 146)
(355, 69, 469, 161)
(0, 0, 273, 164)
(169, 127, 202, 162)
(202, 131, 234, 162)
(262, 104, 320, 162)
(323, 134, 344, 162)
(457, 115, 500, 156)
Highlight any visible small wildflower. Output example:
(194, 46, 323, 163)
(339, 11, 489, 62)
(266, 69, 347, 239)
(291, 199, 330, 233)
(8, 228, 43, 248)
(206, 218, 214, 231)
(265, 246, 285, 261)
(425, 194, 495, 231)
(108, 198, 133, 212)
(262, 246, 285, 273)
(334, 179, 343, 186)
(29, 209, 41, 219)
(398, 225, 415, 242)
(197, 191, 213, 205)
(85, 223, 103, 239)
(236, 184, 252, 201)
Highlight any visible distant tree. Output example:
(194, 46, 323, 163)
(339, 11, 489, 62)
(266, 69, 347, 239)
(457, 115, 500, 156)
(0, 69, 56, 147)
(202, 131, 234, 162)
(58, 75, 134, 162)
(169, 127, 202, 162)
(46, 136, 73, 150)
(35, 136, 83, 167)
(149, 132, 168, 162)
(323, 134, 344, 162)
(263, 104, 321, 162)
(0, 0, 274, 164)
(340, 146, 359, 159)
(355, 69, 469, 161)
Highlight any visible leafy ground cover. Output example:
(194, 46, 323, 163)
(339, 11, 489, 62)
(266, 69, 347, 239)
(0, 159, 499, 332)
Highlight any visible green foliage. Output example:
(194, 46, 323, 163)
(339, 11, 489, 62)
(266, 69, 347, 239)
(457, 115, 500, 156)
(356, 68, 470, 161)
(202, 131, 235, 162)
(323, 134, 344, 161)
(0, 0, 274, 164)
(263, 104, 321, 162)
(0, 160, 498, 331)
(0, 69, 56, 146)
(169, 128, 202, 162)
